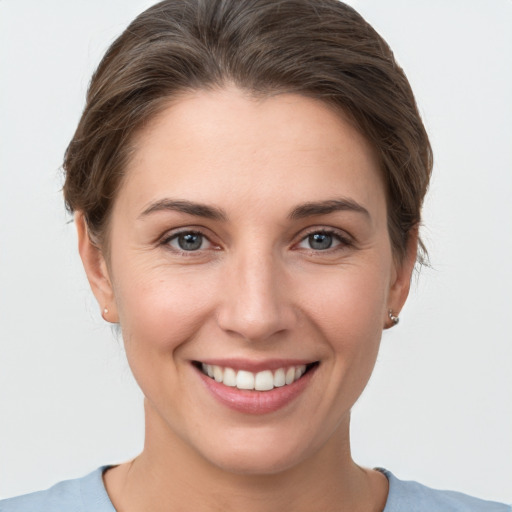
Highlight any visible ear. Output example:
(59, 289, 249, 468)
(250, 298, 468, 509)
(385, 226, 418, 328)
(75, 212, 119, 323)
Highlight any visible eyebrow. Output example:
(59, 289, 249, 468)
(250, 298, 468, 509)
(139, 197, 369, 222)
(139, 199, 228, 221)
(288, 198, 370, 220)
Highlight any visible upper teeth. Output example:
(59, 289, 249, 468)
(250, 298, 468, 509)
(201, 364, 307, 391)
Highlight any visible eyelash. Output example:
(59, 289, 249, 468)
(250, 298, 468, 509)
(295, 228, 353, 253)
(160, 229, 217, 256)
(160, 227, 353, 255)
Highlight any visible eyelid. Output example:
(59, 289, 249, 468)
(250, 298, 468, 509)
(160, 227, 220, 253)
(294, 226, 354, 251)
(157, 225, 353, 254)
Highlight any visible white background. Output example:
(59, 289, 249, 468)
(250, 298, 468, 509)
(1, 0, 511, 503)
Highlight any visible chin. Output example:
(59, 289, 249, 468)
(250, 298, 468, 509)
(191, 426, 320, 476)
(207, 446, 305, 476)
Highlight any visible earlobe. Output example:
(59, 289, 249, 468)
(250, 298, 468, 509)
(385, 226, 419, 329)
(75, 213, 119, 323)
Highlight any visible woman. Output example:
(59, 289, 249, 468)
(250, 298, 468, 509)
(1, 1, 509, 510)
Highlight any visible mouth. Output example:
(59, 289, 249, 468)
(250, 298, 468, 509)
(194, 361, 319, 392)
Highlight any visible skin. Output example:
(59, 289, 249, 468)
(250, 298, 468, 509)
(77, 87, 417, 512)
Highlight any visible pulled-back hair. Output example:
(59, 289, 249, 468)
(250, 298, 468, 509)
(63, 0, 432, 262)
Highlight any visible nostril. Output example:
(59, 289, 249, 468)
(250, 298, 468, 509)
(216, 301, 298, 342)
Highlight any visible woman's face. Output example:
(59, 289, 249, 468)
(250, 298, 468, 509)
(80, 87, 414, 474)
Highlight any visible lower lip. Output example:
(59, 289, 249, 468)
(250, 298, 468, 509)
(196, 365, 318, 415)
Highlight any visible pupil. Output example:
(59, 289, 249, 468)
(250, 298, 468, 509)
(309, 233, 332, 250)
(178, 233, 202, 251)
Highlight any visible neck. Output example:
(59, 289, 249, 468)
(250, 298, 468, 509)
(103, 400, 387, 512)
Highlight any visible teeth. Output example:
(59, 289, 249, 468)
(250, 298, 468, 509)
(254, 370, 274, 391)
(223, 367, 237, 387)
(295, 365, 306, 379)
(213, 365, 223, 382)
(236, 370, 255, 390)
(274, 368, 286, 387)
(200, 363, 310, 391)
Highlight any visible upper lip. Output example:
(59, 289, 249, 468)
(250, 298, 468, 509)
(194, 358, 317, 372)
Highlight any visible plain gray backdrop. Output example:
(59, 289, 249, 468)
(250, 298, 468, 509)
(1, 0, 511, 502)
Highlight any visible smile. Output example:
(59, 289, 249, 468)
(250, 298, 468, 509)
(195, 360, 319, 414)
(200, 363, 312, 391)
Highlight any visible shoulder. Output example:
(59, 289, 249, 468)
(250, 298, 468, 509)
(379, 468, 511, 512)
(0, 467, 115, 512)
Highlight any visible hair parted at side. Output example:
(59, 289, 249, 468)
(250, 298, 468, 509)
(63, 0, 432, 262)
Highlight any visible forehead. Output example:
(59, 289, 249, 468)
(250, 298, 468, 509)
(119, 87, 385, 219)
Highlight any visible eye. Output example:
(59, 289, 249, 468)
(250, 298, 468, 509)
(297, 230, 349, 251)
(167, 231, 211, 252)
(306, 232, 334, 250)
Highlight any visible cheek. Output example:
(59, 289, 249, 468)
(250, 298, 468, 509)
(112, 262, 215, 354)
(111, 266, 218, 411)
(300, 261, 390, 343)
(295, 258, 391, 405)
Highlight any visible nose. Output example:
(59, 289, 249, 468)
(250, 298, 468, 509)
(216, 248, 297, 342)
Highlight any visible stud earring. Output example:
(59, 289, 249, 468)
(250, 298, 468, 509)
(388, 309, 399, 326)
(102, 307, 109, 320)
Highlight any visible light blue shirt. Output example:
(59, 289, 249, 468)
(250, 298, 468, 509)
(1, 466, 510, 511)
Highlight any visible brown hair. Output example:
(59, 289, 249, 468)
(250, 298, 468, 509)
(63, 0, 432, 262)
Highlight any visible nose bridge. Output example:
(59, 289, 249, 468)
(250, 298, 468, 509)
(217, 241, 294, 341)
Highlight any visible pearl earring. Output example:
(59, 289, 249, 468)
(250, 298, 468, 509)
(388, 309, 399, 326)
